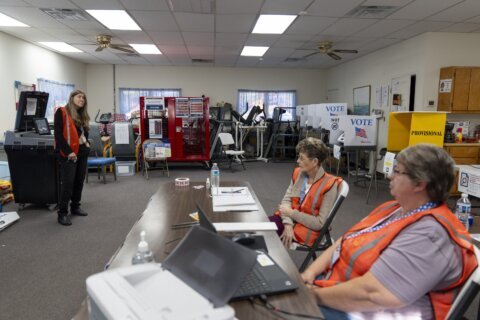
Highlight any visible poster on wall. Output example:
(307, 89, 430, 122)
(339, 115, 377, 146)
(353, 86, 371, 115)
(439, 79, 452, 93)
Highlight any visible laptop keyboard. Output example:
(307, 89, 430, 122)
(235, 267, 271, 297)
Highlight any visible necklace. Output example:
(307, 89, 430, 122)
(345, 201, 438, 240)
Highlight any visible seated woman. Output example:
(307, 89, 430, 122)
(301, 144, 478, 320)
(270, 137, 342, 248)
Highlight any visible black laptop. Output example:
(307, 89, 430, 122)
(195, 203, 298, 300)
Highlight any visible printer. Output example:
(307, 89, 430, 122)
(86, 226, 257, 320)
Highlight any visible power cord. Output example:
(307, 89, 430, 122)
(249, 295, 325, 320)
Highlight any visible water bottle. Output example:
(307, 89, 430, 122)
(456, 193, 471, 231)
(132, 231, 155, 265)
(211, 163, 220, 195)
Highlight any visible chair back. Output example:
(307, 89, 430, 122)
(298, 179, 349, 272)
(446, 246, 480, 320)
(88, 123, 104, 157)
(111, 122, 136, 159)
(218, 132, 235, 146)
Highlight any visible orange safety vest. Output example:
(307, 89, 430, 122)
(315, 201, 478, 319)
(277, 167, 342, 246)
(58, 107, 79, 157)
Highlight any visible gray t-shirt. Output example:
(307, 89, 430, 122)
(352, 214, 462, 320)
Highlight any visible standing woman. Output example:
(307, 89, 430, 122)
(54, 89, 91, 226)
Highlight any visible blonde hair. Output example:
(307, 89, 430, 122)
(65, 89, 90, 129)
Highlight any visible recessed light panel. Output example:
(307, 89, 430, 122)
(129, 44, 162, 54)
(252, 15, 296, 34)
(241, 46, 269, 57)
(38, 42, 82, 53)
(86, 10, 141, 30)
(0, 12, 29, 27)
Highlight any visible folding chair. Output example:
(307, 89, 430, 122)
(142, 139, 169, 179)
(446, 245, 480, 320)
(218, 132, 246, 172)
(295, 180, 350, 272)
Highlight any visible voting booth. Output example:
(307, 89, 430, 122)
(339, 115, 377, 146)
(387, 112, 446, 152)
(296, 103, 347, 129)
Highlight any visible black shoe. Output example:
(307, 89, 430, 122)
(71, 208, 88, 216)
(58, 215, 72, 226)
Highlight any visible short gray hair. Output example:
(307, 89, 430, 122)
(296, 137, 329, 165)
(396, 144, 454, 203)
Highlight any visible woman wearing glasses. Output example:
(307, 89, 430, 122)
(302, 144, 477, 319)
(270, 137, 342, 249)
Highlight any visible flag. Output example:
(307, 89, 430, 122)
(355, 127, 368, 138)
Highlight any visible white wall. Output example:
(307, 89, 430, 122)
(325, 32, 480, 158)
(0, 32, 86, 136)
(86, 64, 327, 115)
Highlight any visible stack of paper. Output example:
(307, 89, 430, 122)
(212, 187, 259, 212)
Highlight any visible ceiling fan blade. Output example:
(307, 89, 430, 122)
(302, 51, 320, 59)
(95, 46, 104, 52)
(110, 45, 136, 54)
(333, 49, 358, 54)
(327, 52, 342, 60)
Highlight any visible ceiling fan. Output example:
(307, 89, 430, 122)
(303, 41, 358, 60)
(95, 35, 136, 54)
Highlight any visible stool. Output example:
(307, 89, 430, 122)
(86, 157, 117, 184)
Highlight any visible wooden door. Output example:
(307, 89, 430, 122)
(468, 68, 480, 111)
(452, 67, 471, 111)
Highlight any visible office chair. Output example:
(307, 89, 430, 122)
(295, 180, 349, 272)
(218, 132, 246, 172)
(446, 245, 480, 320)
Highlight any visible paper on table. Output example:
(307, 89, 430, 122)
(212, 187, 256, 207)
(213, 204, 259, 212)
(213, 222, 277, 232)
(470, 234, 480, 242)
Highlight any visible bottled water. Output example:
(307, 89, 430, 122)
(132, 231, 155, 265)
(211, 163, 220, 194)
(456, 193, 471, 231)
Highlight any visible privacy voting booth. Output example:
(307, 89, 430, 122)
(296, 103, 347, 129)
(339, 115, 378, 146)
(387, 112, 446, 152)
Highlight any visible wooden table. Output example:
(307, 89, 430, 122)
(73, 181, 322, 319)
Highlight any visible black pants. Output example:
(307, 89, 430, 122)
(57, 145, 89, 215)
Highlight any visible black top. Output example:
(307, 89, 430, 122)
(54, 108, 89, 156)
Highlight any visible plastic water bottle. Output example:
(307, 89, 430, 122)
(211, 163, 220, 194)
(131, 231, 155, 265)
(456, 193, 471, 231)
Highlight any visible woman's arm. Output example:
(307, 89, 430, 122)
(309, 271, 404, 312)
(54, 109, 73, 156)
(301, 238, 341, 283)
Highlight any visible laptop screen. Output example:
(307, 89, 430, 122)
(162, 226, 257, 307)
(196, 203, 217, 233)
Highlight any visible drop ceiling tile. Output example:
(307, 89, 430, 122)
(187, 45, 213, 57)
(335, 37, 377, 49)
(466, 15, 480, 23)
(440, 22, 480, 33)
(57, 20, 106, 30)
(183, 32, 214, 46)
(118, 54, 150, 64)
(70, 0, 123, 10)
(148, 31, 184, 45)
(263, 47, 295, 58)
(387, 20, 453, 39)
(354, 19, 415, 38)
(216, 14, 256, 33)
(307, 0, 365, 17)
(159, 45, 188, 55)
(168, 0, 212, 13)
(388, 0, 463, 20)
(73, 44, 101, 53)
(289, 49, 315, 58)
(119, 0, 169, 11)
(308, 35, 346, 44)
(216, 0, 263, 14)
(215, 32, 248, 47)
(358, 38, 400, 53)
(274, 34, 313, 48)
(174, 12, 213, 32)
(142, 54, 171, 65)
(1, 26, 57, 41)
(0, 6, 65, 27)
(245, 34, 280, 46)
(261, 0, 311, 14)
(236, 56, 261, 66)
(426, 0, 480, 22)
(286, 16, 337, 35)
(113, 31, 152, 43)
(168, 55, 193, 65)
(22, 0, 77, 8)
(362, 0, 413, 6)
(130, 11, 178, 32)
(215, 46, 241, 56)
(321, 18, 380, 36)
(0, 1, 29, 6)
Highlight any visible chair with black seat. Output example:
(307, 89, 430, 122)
(366, 147, 388, 204)
(218, 132, 246, 172)
(446, 245, 480, 320)
(86, 127, 116, 184)
(294, 180, 349, 272)
(111, 122, 136, 161)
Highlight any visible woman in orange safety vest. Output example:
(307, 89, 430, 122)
(54, 90, 91, 226)
(301, 144, 477, 320)
(270, 137, 342, 248)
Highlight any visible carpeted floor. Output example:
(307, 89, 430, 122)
(0, 161, 477, 319)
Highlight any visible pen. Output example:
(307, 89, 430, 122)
(221, 189, 243, 194)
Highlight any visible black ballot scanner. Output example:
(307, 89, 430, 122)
(4, 91, 58, 208)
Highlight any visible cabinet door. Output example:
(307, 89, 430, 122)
(438, 67, 454, 111)
(452, 68, 471, 111)
(468, 68, 480, 111)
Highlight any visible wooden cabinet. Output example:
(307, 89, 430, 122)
(438, 66, 480, 113)
(444, 144, 480, 194)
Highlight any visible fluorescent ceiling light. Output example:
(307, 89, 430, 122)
(129, 44, 162, 54)
(86, 10, 141, 30)
(252, 15, 296, 34)
(39, 42, 82, 53)
(241, 46, 269, 57)
(0, 12, 29, 27)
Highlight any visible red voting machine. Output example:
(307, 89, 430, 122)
(139, 96, 210, 162)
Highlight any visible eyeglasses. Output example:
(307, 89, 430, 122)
(391, 168, 409, 177)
